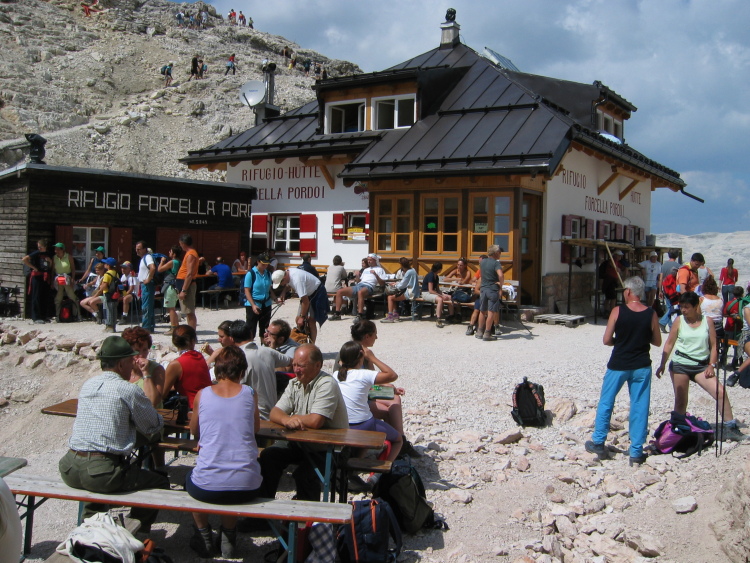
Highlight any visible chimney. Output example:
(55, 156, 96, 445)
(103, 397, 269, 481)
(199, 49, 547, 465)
(440, 8, 460, 49)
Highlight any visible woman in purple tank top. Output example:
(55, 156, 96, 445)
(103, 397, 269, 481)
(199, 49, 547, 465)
(186, 347, 262, 558)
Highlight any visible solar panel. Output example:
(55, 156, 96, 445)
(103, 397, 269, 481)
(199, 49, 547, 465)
(483, 47, 521, 72)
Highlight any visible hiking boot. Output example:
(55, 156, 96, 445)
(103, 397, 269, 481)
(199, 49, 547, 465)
(465, 325, 476, 336)
(329, 312, 342, 321)
(214, 526, 237, 558)
(726, 371, 740, 387)
(380, 313, 396, 323)
(401, 438, 422, 458)
(352, 314, 362, 324)
(585, 440, 609, 460)
(475, 328, 485, 339)
(722, 424, 747, 442)
(482, 332, 496, 341)
(494, 325, 502, 337)
(659, 323, 668, 334)
(436, 318, 444, 328)
(190, 525, 214, 558)
(629, 454, 648, 467)
(347, 474, 372, 493)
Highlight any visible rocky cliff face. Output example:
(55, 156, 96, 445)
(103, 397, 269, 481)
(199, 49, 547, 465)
(0, 0, 360, 179)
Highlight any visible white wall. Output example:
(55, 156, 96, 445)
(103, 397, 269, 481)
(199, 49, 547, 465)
(227, 158, 370, 267)
(542, 150, 652, 275)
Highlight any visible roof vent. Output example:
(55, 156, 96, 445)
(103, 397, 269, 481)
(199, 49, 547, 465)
(440, 8, 460, 49)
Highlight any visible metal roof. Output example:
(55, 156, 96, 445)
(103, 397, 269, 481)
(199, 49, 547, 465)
(182, 43, 683, 188)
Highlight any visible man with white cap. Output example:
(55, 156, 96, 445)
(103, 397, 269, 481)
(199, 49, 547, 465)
(639, 251, 661, 306)
(331, 253, 388, 322)
(59, 336, 168, 530)
(272, 266, 330, 343)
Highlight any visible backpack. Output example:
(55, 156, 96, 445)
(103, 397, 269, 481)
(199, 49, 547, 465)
(511, 377, 547, 427)
(651, 411, 714, 458)
(337, 499, 402, 563)
(59, 298, 75, 323)
(372, 458, 444, 535)
(160, 65, 168, 75)
(239, 269, 256, 306)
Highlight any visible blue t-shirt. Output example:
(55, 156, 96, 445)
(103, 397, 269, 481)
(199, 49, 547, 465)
(210, 263, 233, 288)
(245, 266, 272, 307)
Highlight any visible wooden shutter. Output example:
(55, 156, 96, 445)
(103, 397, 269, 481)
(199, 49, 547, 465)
(364, 212, 370, 240)
(299, 214, 317, 255)
(54, 225, 73, 254)
(597, 220, 606, 240)
(251, 214, 268, 239)
(615, 223, 623, 241)
(332, 213, 345, 239)
(561, 215, 572, 264)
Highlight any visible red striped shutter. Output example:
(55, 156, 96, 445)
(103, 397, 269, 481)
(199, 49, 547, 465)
(251, 214, 268, 243)
(299, 214, 317, 255)
(364, 212, 370, 240)
(332, 213, 345, 240)
(561, 215, 572, 263)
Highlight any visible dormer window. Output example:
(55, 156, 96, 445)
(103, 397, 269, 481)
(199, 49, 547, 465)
(597, 110, 624, 140)
(326, 100, 366, 134)
(372, 95, 416, 130)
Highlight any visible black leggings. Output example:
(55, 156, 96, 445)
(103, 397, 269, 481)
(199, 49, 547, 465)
(245, 304, 272, 340)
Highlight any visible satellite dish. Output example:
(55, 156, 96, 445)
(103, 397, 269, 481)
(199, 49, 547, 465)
(239, 80, 265, 107)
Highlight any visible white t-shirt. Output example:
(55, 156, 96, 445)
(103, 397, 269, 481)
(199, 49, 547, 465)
(138, 253, 155, 283)
(335, 368, 377, 424)
(121, 273, 140, 296)
(360, 267, 388, 288)
(639, 260, 661, 287)
(287, 268, 321, 298)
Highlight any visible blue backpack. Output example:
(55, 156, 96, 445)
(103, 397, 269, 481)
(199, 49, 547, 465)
(338, 499, 402, 563)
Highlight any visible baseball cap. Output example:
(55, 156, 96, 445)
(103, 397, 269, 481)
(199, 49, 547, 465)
(272, 269, 285, 289)
(102, 257, 117, 266)
(53, 242, 65, 250)
(121, 261, 132, 268)
(257, 252, 271, 264)
(613, 250, 624, 256)
(95, 246, 106, 253)
(96, 336, 138, 360)
(649, 251, 658, 257)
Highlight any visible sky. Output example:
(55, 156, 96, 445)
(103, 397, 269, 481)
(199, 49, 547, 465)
(207, 0, 750, 235)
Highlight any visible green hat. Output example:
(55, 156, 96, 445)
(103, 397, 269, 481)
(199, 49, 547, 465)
(95, 246, 106, 253)
(96, 336, 138, 360)
(53, 242, 65, 250)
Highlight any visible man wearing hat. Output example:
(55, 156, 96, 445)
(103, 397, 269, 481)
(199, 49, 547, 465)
(78, 246, 106, 284)
(52, 242, 80, 321)
(272, 265, 329, 344)
(330, 254, 388, 322)
(639, 251, 661, 307)
(59, 336, 168, 529)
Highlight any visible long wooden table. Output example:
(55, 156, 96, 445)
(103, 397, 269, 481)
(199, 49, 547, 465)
(42, 398, 385, 502)
(0, 456, 27, 478)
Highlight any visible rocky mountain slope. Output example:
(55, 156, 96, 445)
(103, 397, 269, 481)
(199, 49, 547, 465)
(0, 0, 360, 180)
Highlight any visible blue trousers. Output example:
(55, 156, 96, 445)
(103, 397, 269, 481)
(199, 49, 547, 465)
(592, 366, 652, 457)
(660, 303, 676, 328)
(141, 281, 155, 332)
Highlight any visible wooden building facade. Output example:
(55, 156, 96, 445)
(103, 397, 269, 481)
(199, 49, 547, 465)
(0, 163, 256, 318)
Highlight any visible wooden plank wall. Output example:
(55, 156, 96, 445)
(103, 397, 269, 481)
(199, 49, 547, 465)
(0, 180, 29, 315)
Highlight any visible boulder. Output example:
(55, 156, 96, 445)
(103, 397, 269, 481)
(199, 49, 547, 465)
(45, 352, 79, 371)
(25, 353, 45, 369)
(56, 338, 77, 351)
(11, 391, 34, 403)
(447, 489, 473, 504)
(494, 429, 523, 444)
(622, 532, 663, 557)
(547, 398, 577, 422)
(24, 339, 42, 354)
(1, 332, 17, 344)
(673, 496, 697, 514)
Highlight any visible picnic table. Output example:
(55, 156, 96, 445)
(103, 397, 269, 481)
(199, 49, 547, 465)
(42, 398, 385, 502)
(0, 456, 27, 478)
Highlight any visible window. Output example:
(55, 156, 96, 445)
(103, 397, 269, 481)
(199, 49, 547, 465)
(326, 100, 365, 133)
(376, 197, 412, 253)
(614, 120, 623, 140)
(72, 226, 108, 274)
(372, 95, 415, 130)
(422, 195, 459, 254)
(272, 215, 300, 253)
(332, 212, 369, 240)
(470, 195, 510, 255)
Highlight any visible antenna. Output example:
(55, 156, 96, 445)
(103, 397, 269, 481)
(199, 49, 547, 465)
(239, 80, 265, 108)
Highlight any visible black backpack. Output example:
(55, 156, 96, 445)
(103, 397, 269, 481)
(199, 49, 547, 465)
(511, 377, 547, 427)
(372, 458, 445, 534)
(59, 298, 75, 323)
(338, 499, 402, 563)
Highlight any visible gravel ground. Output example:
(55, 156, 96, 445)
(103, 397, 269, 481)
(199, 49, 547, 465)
(1, 302, 747, 562)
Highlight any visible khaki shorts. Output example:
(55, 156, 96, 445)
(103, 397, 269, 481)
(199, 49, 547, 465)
(164, 285, 178, 309)
(180, 283, 197, 314)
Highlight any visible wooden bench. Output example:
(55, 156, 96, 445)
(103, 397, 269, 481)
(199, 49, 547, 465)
(199, 287, 237, 310)
(8, 473, 351, 563)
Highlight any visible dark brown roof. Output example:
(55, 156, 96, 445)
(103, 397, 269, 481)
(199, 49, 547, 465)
(182, 43, 683, 188)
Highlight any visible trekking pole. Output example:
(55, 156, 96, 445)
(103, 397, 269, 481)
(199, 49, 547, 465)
(720, 366, 727, 456)
(268, 303, 282, 320)
(715, 368, 720, 457)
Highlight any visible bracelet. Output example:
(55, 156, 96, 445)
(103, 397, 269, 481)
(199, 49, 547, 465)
(142, 375, 152, 380)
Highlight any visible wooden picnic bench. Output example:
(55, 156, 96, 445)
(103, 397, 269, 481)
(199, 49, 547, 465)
(7, 473, 351, 563)
(199, 287, 237, 310)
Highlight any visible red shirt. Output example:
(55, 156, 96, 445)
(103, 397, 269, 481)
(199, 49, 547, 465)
(175, 350, 211, 408)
